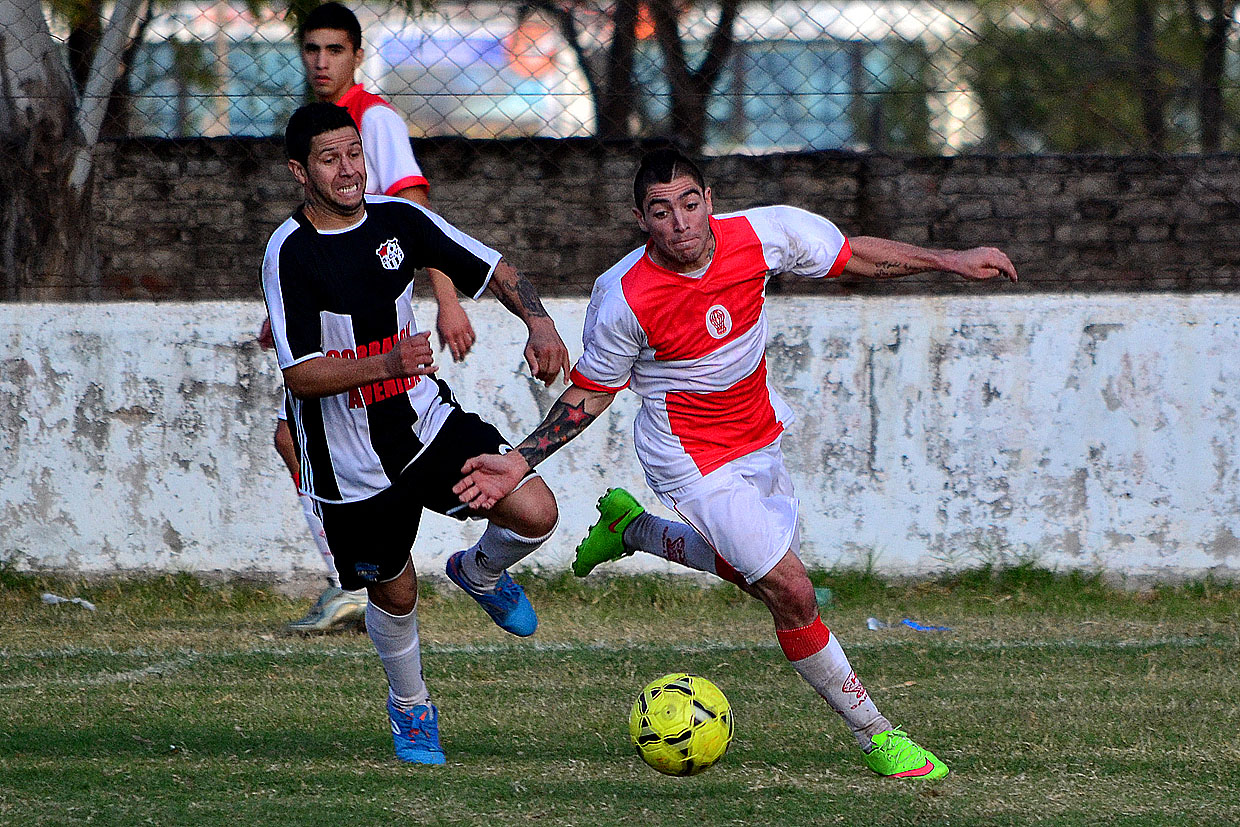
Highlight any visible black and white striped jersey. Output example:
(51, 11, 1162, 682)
(262, 194, 501, 503)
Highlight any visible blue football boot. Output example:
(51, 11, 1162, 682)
(387, 699, 446, 765)
(445, 550, 538, 637)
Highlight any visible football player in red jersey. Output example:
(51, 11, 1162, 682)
(454, 147, 1017, 780)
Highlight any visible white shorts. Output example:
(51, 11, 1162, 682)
(656, 440, 800, 585)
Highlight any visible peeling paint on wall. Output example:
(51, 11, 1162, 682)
(1, 296, 1238, 582)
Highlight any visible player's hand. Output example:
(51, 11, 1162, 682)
(257, 318, 275, 350)
(436, 301, 476, 362)
(385, 331, 439, 378)
(953, 247, 1018, 283)
(454, 452, 531, 511)
(524, 319, 571, 387)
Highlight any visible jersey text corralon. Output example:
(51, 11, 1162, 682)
(325, 323, 422, 409)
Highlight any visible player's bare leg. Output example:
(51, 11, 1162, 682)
(747, 552, 947, 778)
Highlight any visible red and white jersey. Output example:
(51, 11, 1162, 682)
(337, 84, 429, 197)
(571, 205, 851, 492)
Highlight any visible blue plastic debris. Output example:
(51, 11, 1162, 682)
(899, 618, 950, 632)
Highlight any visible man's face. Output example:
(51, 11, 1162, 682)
(301, 28, 363, 103)
(290, 126, 366, 220)
(634, 175, 715, 272)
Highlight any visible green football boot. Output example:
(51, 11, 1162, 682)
(862, 728, 949, 779)
(572, 488, 645, 577)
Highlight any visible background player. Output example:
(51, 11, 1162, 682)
(263, 102, 570, 763)
(453, 147, 1018, 780)
(275, 2, 478, 631)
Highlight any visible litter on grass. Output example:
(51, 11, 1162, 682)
(867, 617, 951, 632)
(41, 593, 97, 611)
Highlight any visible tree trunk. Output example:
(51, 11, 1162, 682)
(596, 0, 639, 140)
(1, 0, 143, 299)
(524, 0, 638, 140)
(0, 0, 96, 299)
(1133, 0, 1165, 152)
(1198, 0, 1234, 152)
(648, 0, 738, 153)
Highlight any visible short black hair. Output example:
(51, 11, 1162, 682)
(299, 2, 362, 51)
(285, 102, 358, 167)
(634, 148, 707, 210)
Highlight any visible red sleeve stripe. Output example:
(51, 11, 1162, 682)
(827, 237, 852, 277)
(569, 367, 629, 393)
(776, 616, 832, 661)
(385, 176, 429, 196)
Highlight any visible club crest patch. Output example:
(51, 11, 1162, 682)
(706, 304, 732, 339)
(376, 238, 404, 270)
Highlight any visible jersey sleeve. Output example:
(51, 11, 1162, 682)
(360, 105, 428, 196)
(570, 273, 644, 392)
(261, 221, 324, 370)
(380, 197, 500, 300)
(745, 205, 852, 279)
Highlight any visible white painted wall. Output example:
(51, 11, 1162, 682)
(3, 295, 1237, 583)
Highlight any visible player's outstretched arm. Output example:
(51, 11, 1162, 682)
(390, 185, 479, 362)
(283, 331, 437, 399)
(454, 384, 616, 510)
(844, 236, 1018, 283)
(486, 259, 571, 386)
(428, 269, 476, 362)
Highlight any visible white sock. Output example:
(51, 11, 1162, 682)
(365, 600, 429, 710)
(460, 522, 555, 591)
(300, 493, 342, 590)
(623, 512, 747, 585)
(777, 617, 891, 750)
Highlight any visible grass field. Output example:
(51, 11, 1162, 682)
(2, 565, 1238, 826)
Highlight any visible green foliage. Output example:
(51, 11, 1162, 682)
(965, 0, 1240, 152)
(965, 23, 1146, 152)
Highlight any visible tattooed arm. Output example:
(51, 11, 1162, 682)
(453, 384, 616, 510)
(487, 259, 572, 385)
(844, 236, 1017, 282)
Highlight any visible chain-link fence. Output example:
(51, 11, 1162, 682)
(32, 0, 1240, 154)
(4, 0, 1240, 299)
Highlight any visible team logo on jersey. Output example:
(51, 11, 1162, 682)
(706, 304, 733, 339)
(376, 238, 404, 270)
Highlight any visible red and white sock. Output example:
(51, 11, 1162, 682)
(300, 492, 345, 591)
(776, 617, 891, 750)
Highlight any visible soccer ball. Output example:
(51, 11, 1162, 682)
(629, 673, 734, 776)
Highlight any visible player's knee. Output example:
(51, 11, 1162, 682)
(382, 593, 416, 616)
(756, 570, 817, 626)
(520, 491, 558, 538)
(488, 479, 559, 539)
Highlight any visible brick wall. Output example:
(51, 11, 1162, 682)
(91, 138, 1240, 300)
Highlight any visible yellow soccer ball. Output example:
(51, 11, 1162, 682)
(629, 673, 734, 776)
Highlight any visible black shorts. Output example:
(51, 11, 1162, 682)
(317, 409, 510, 590)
